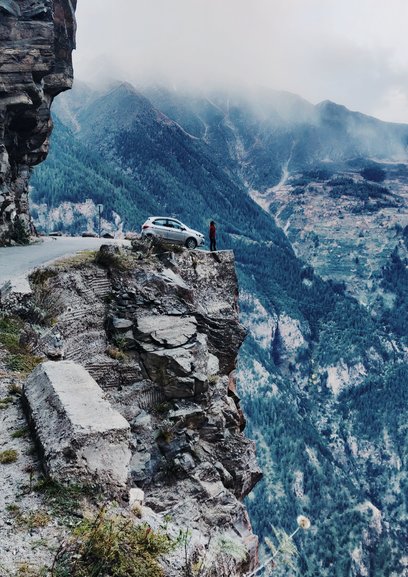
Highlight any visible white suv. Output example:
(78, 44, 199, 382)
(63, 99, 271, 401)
(141, 217, 205, 249)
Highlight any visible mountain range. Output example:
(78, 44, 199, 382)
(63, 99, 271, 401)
(30, 82, 408, 577)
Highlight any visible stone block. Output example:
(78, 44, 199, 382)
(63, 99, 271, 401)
(136, 314, 197, 347)
(23, 361, 131, 488)
(129, 487, 145, 507)
(139, 332, 209, 398)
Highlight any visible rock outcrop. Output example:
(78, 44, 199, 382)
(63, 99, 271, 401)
(22, 242, 261, 576)
(0, 0, 77, 245)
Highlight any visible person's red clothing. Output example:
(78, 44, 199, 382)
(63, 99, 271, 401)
(209, 222, 217, 251)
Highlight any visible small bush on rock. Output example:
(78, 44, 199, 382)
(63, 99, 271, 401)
(180, 530, 248, 577)
(106, 345, 127, 361)
(11, 218, 30, 245)
(16, 563, 48, 576)
(0, 396, 13, 409)
(156, 420, 178, 443)
(0, 315, 42, 373)
(94, 246, 133, 271)
(28, 269, 63, 326)
(0, 449, 18, 464)
(150, 237, 184, 256)
(8, 382, 22, 396)
(34, 478, 97, 519)
(7, 506, 50, 530)
(6, 353, 42, 374)
(52, 508, 174, 577)
(0, 316, 22, 352)
(11, 427, 29, 439)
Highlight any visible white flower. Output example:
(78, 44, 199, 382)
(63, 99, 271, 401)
(297, 515, 311, 530)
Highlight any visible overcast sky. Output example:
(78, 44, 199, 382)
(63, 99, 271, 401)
(73, 0, 408, 123)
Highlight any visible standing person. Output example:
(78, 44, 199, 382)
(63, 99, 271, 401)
(209, 220, 217, 252)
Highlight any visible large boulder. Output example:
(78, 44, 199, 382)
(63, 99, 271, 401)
(138, 329, 209, 398)
(23, 360, 131, 489)
(170, 250, 247, 374)
(136, 314, 197, 347)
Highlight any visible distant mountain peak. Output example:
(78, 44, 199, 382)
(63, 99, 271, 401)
(316, 99, 351, 119)
(107, 81, 139, 96)
(317, 99, 345, 109)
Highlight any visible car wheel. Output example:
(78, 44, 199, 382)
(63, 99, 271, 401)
(185, 237, 197, 250)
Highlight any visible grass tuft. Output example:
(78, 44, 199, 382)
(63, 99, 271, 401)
(7, 505, 50, 530)
(106, 345, 127, 361)
(52, 507, 174, 577)
(0, 449, 18, 464)
(8, 382, 22, 396)
(94, 248, 135, 271)
(0, 315, 43, 374)
(33, 477, 97, 519)
(6, 353, 42, 374)
(0, 396, 13, 410)
(11, 427, 29, 439)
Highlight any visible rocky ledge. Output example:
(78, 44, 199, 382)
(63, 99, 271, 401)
(1, 241, 261, 576)
(0, 0, 77, 245)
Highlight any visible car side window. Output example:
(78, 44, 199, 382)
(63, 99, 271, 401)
(168, 220, 182, 230)
(153, 219, 167, 227)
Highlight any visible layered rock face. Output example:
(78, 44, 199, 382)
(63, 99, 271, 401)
(0, 0, 76, 244)
(21, 242, 261, 575)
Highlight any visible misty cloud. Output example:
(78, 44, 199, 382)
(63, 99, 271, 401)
(73, 0, 408, 123)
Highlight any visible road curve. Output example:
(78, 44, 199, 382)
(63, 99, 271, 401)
(0, 236, 130, 294)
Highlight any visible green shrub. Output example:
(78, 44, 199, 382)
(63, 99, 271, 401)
(8, 506, 50, 529)
(106, 345, 127, 362)
(8, 382, 22, 396)
(94, 248, 133, 271)
(0, 397, 13, 409)
(29, 286, 63, 326)
(11, 219, 30, 245)
(11, 427, 29, 439)
(33, 478, 97, 519)
(6, 353, 42, 374)
(53, 508, 174, 577)
(0, 315, 43, 374)
(0, 316, 22, 353)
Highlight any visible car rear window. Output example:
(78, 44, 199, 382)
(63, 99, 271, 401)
(153, 219, 167, 226)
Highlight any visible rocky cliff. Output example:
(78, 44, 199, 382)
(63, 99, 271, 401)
(0, 0, 76, 245)
(0, 241, 261, 576)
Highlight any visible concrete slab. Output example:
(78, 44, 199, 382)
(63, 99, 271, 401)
(23, 361, 131, 488)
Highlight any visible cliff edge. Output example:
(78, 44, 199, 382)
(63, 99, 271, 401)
(0, 242, 261, 576)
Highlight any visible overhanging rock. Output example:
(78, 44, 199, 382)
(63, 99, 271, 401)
(23, 361, 131, 489)
(0, 0, 77, 244)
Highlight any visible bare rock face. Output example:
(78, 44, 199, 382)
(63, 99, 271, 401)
(0, 0, 77, 245)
